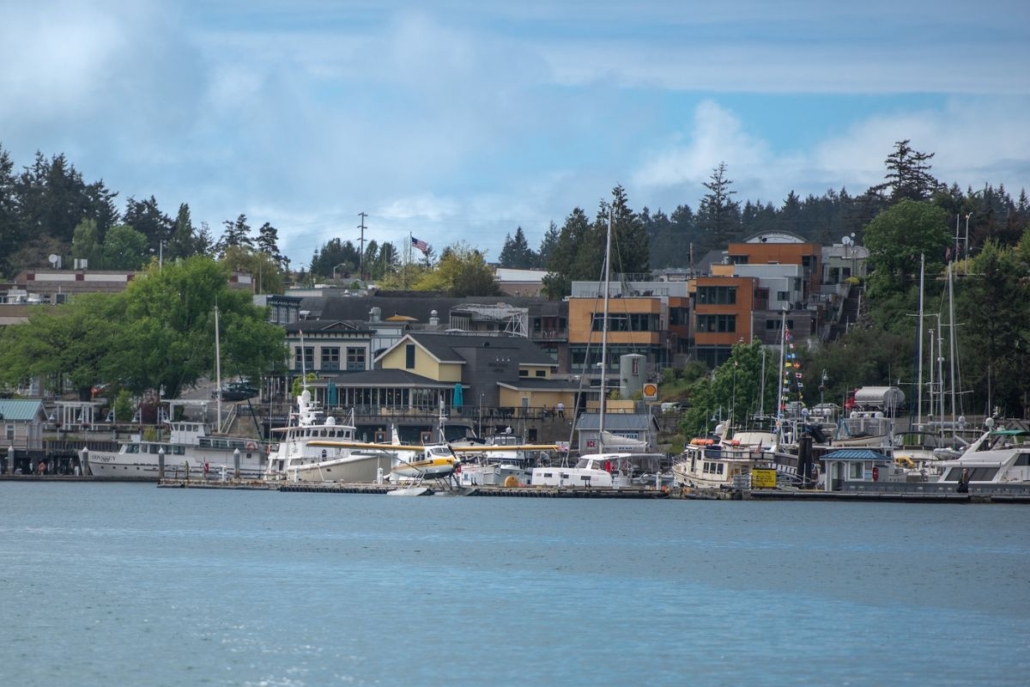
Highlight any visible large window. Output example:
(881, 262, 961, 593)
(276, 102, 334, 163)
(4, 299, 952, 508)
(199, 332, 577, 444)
(696, 286, 737, 305)
(696, 314, 736, 333)
(346, 347, 366, 371)
(321, 347, 340, 371)
(405, 344, 416, 369)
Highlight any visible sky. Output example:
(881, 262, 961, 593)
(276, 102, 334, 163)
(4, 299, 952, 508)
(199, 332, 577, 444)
(2, 0, 1029, 269)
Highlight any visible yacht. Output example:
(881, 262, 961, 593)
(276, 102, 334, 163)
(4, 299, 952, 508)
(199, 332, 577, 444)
(265, 389, 393, 483)
(934, 421, 1030, 486)
(87, 419, 267, 480)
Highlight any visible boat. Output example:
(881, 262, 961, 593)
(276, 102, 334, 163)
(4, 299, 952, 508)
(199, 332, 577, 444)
(531, 453, 635, 488)
(264, 388, 393, 483)
(451, 432, 556, 486)
(87, 410, 268, 480)
(934, 420, 1030, 486)
(672, 424, 781, 490)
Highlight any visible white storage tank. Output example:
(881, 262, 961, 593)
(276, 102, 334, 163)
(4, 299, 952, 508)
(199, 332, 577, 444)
(853, 386, 905, 413)
(619, 354, 646, 398)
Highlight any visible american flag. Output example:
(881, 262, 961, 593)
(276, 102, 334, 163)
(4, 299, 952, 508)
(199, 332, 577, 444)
(411, 236, 429, 255)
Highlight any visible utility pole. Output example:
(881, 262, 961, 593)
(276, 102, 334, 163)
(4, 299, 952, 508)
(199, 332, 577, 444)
(357, 212, 367, 280)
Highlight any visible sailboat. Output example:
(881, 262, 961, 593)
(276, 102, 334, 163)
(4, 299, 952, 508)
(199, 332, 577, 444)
(530, 205, 659, 488)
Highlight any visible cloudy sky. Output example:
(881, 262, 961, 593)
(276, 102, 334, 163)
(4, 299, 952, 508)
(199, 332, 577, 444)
(2, 0, 1028, 268)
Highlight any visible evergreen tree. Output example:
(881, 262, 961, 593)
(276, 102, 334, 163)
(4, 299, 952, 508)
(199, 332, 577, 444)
(698, 162, 740, 251)
(256, 221, 287, 270)
(83, 180, 120, 241)
(498, 226, 538, 268)
(604, 184, 649, 275)
(542, 208, 592, 299)
(216, 214, 254, 256)
(537, 221, 560, 266)
(0, 145, 17, 278)
(14, 151, 89, 246)
(123, 195, 172, 253)
(870, 139, 940, 202)
(169, 203, 196, 262)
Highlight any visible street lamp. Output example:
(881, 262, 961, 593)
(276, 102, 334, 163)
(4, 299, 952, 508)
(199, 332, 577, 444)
(332, 263, 347, 282)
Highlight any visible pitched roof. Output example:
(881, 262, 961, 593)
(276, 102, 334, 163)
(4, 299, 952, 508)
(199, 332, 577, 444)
(407, 332, 558, 367)
(322, 369, 451, 387)
(0, 399, 45, 421)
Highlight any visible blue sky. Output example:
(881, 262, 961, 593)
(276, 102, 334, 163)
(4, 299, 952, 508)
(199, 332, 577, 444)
(2, 0, 1028, 269)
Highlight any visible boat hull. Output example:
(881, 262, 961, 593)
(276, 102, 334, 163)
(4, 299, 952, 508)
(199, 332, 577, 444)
(87, 444, 267, 480)
(289, 453, 394, 483)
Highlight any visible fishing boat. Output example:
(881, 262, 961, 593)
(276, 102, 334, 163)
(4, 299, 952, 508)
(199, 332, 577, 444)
(672, 424, 781, 490)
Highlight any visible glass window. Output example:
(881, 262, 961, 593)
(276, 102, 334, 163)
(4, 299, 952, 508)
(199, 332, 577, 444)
(321, 347, 340, 370)
(405, 344, 416, 369)
(346, 347, 366, 371)
(294, 345, 314, 370)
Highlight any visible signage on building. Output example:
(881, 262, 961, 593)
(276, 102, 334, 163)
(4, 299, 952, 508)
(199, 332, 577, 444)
(642, 383, 658, 401)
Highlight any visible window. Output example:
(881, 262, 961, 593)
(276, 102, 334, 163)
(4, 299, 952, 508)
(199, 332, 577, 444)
(696, 314, 736, 333)
(294, 346, 314, 370)
(346, 347, 366, 371)
(849, 462, 864, 479)
(5, 425, 13, 441)
(696, 286, 737, 305)
(321, 347, 340, 371)
(777, 291, 789, 301)
(405, 344, 416, 369)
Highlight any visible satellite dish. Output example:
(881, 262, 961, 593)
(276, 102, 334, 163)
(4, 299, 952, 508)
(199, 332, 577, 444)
(48, 254, 60, 268)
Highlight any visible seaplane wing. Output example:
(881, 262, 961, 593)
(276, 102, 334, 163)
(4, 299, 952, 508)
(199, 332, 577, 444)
(450, 444, 559, 453)
(306, 440, 412, 452)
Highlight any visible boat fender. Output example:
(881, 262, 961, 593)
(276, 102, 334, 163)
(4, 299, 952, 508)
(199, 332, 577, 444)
(872, 466, 879, 482)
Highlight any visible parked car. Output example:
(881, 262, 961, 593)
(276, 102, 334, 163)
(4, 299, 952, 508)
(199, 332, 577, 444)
(213, 382, 259, 402)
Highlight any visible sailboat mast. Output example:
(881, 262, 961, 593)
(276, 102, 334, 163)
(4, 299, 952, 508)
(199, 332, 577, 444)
(599, 206, 613, 441)
(916, 254, 924, 429)
(215, 305, 222, 429)
(947, 263, 957, 434)
(775, 309, 786, 435)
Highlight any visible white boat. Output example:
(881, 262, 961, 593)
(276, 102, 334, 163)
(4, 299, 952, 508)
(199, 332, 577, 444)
(88, 419, 268, 480)
(265, 389, 393, 483)
(934, 422, 1030, 486)
(531, 453, 633, 488)
(452, 433, 555, 487)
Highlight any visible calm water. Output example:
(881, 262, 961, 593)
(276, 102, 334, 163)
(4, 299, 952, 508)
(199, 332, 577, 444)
(1, 483, 1028, 686)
